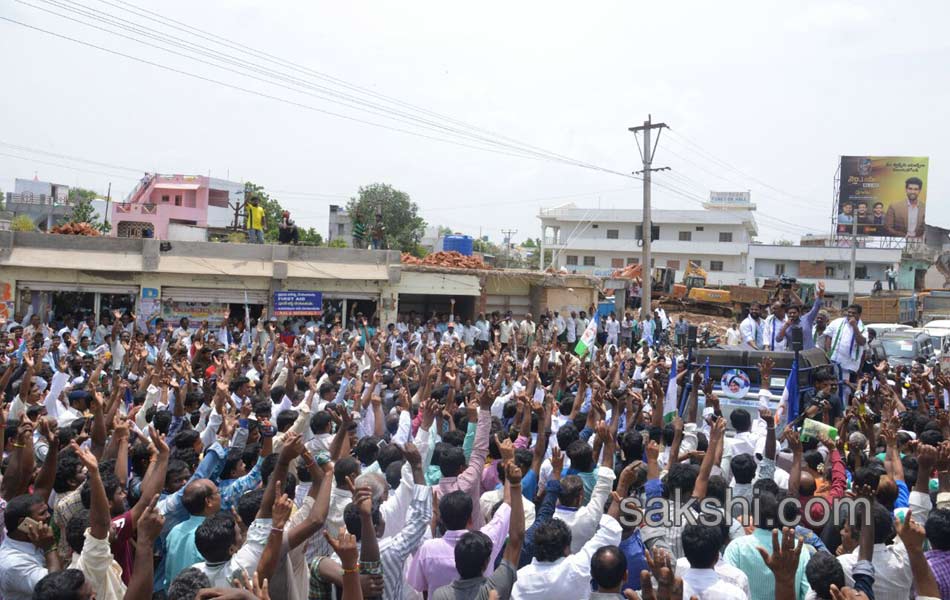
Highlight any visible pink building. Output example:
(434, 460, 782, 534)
(111, 174, 243, 239)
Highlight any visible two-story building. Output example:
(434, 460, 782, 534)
(110, 174, 243, 240)
(539, 203, 757, 285)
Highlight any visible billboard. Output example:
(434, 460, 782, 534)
(273, 291, 323, 316)
(837, 156, 929, 237)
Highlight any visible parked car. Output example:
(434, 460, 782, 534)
(866, 323, 911, 338)
(914, 326, 950, 358)
(871, 330, 937, 368)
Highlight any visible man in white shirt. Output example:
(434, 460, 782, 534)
(499, 313, 516, 350)
(739, 303, 765, 349)
(0, 495, 61, 600)
(726, 323, 741, 346)
(566, 311, 578, 345)
(824, 303, 867, 402)
(604, 314, 620, 347)
(461, 319, 477, 348)
(553, 467, 615, 552)
(519, 314, 537, 348)
(679, 524, 747, 600)
(763, 301, 787, 352)
(475, 313, 491, 352)
(554, 312, 566, 343)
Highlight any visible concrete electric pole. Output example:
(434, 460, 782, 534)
(502, 229, 518, 268)
(628, 115, 668, 318)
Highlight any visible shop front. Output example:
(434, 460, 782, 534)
(17, 281, 139, 324)
(160, 286, 270, 327)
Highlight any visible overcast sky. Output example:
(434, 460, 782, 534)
(2, 0, 948, 244)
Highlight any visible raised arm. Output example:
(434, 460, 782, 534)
(692, 417, 725, 500)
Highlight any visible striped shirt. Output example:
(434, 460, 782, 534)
(380, 483, 432, 600)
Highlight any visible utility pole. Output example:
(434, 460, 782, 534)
(502, 229, 517, 268)
(848, 203, 858, 305)
(629, 115, 668, 318)
(104, 182, 111, 231)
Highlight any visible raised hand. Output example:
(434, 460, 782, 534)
(137, 494, 165, 543)
(324, 526, 360, 569)
(756, 527, 804, 585)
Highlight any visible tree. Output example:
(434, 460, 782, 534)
(346, 183, 425, 253)
(522, 238, 537, 248)
(65, 187, 110, 233)
(438, 225, 453, 237)
(11, 215, 36, 232)
(326, 238, 348, 248)
(776, 239, 794, 246)
(299, 227, 323, 246)
(243, 182, 323, 245)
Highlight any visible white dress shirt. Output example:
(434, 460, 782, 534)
(825, 317, 867, 373)
(553, 466, 616, 552)
(676, 557, 751, 598)
(739, 315, 764, 348)
(69, 530, 127, 600)
(681, 567, 748, 600)
(838, 542, 912, 600)
(764, 314, 787, 351)
(511, 514, 622, 600)
(0, 537, 48, 600)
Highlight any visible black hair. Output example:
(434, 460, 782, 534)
(4, 493, 43, 534)
(556, 423, 579, 452)
(847, 304, 863, 316)
(730, 408, 752, 433)
(439, 490, 473, 531)
(439, 446, 466, 478)
(152, 410, 173, 435)
(377, 444, 404, 472)
(919, 430, 943, 447)
(276, 410, 298, 433)
(731, 453, 757, 485)
(533, 518, 572, 562)
(663, 463, 699, 499)
(566, 440, 594, 472)
(620, 430, 643, 464)
(171, 447, 199, 472)
(925, 508, 950, 551)
(166, 459, 191, 489)
(385, 460, 404, 491)
(229, 376, 250, 393)
(906, 176, 923, 188)
(354, 436, 381, 466)
(805, 551, 846, 600)
(269, 385, 286, 404)
(442, 430, 465, 448)
(260, 454, 279, 486)
(754, 491, 780, 529)
(237, 488, 265, 527)
(34, 569, 87, 600)
(168, 567, 212, 600)
(590, 545, 627, 590)
(454, 530, 493, 579)
(65, 509, 90, 554)
(79, 470, 122, 511)
(174, 429, 200, 450)
(334, 457, 361, 487)
(310, 411, 332, 434)
(54, 450, 83, 494)
(195, 513, 238, 563)
(681, 524, 723, 569)
(343, 499, 381, 541)
(853, 465, 884, 493)
(804, 450, 824, 472)
(855, 502, 894, 545)
(558, 475, 585, 507)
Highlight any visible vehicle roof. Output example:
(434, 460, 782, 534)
(881, 330, 930, 340)
(866, 323, 911, 330)
(924, 320, 950, 329)
(920, 327, 950, 336)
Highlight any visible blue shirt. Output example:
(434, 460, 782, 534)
(619, 531, 649, 592)
(164, 514, 206, 585)
(786, 298, 823, 350)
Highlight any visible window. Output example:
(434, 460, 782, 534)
(606, 229, 619, 239)
(583, 256, 596, 266)
(161, 195, 170, 203)
(337, 223, 345, 235)
(855, 265, 868, 279)
(775, 263, 786, 275)
(667, 260, 681, 270)
(710, 261, 724, 271)
(611, 258, 624, 268)
(719, 232, 733, 242)
(690, 260, 702, 268)
(591, 224, 599, 229)
(174, 194, 182, 206)
(696, 226, 704, 231)
(566, 255, 578, 266)
(650, 258, 655, 268)
(635, 225, 660, 241)
(627, 257, 640, 265)
(825, 266, 836, 277)
(678, 231, 692, 241)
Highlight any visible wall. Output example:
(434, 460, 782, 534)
(542, 286, 596, 316)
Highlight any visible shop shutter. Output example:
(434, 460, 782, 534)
(161, 287, 270, 305)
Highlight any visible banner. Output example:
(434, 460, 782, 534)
(837, 156, 929, 237)
(161, 300, 228, 327)
(273, 291, 323, 316)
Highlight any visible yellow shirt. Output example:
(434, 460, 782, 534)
(247, 204, 265, 230)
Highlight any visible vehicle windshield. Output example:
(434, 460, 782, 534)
(882, 339, 916, 358)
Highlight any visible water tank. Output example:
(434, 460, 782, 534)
(442, 234, 474, 256)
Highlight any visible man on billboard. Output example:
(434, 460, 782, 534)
(837, 202, 854, 225)
(871, 202, 885, 225)
(884, 177, 925, 238)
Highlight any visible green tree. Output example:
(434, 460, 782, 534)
(243, 182, 324, 245)
(522, 238, 537, 248)
(299, 227, 323, 246)
(11, 215, 36, 232)
(346, 183, 425, 253)
(438, 225, 453, 237)
(65, 187, 110, 233)
(326, 238, 348, 248)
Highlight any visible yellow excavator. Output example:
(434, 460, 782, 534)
(656, 262, 734, 316)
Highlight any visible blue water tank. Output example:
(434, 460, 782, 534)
(442, 234, 474, 256)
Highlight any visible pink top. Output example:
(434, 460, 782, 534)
(435, 409, 492, 528)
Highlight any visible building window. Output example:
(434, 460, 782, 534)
(825, 266, 835, 277)
(583, 256, 596, 266)
(161, 195, 170, 203)
(690, 260, 702, 268)
(696, 226, 704, 231)
(775, 263, 786, 275)
(667, 260, 681, 270)
(627, 257, 640, 265)
(611, 258, 624, 268)
(606, 229, 619, 239)
(710, 261, 724, 271)
(719, 232, 733, 242)
(174, 194, 182, 206)
(635, 225, 660, 241)
(591, 224, 599, 229)
(678, 231, 692, 241)
(337, 223, 345, 235)
(566, 255, 578, 266)
(855, 265, 868, 279)
(650, 258, 655, 268)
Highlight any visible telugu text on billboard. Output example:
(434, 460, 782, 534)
(273, 291, 323, 316)
(837, 156, 928, 237)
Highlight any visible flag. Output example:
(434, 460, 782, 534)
(575, 314, 599, 358)
(704, 357, 710, 384)
(664, 356, 678, 423)
(783, 359, 799, 428)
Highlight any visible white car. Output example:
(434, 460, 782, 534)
(866, 323, 911, 338)
(919, 325, 950, 357)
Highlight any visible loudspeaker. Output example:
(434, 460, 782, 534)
(687, 325, 698, 348)
(790, 327, 804, 352)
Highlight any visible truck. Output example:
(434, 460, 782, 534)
(921, 290, 950, 324)
(855, 294, 917, 325)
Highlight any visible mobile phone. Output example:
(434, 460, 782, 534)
(18, 517, 40, 535)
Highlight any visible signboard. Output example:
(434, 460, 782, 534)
(161, 300, 228, 327)
(837, 156, 929, 237)
(708, 191, 752, 207)
(273, 291, 323, 316)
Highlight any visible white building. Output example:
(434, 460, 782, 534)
(539, 203, 757, 284)
(747, 243, 901, 306)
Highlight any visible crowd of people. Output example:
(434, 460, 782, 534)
(0, 280, 948, 600)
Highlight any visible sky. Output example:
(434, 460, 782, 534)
(2, 0, 949, 245)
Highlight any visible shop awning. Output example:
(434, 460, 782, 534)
(161, 287, 270, 305)
(17, 281, 138, 295)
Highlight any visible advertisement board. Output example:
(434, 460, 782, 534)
(273, 291, 323, 316)
(837, 156, 929, 237)
(161, 300, 229, 327)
